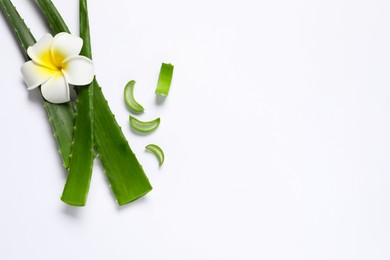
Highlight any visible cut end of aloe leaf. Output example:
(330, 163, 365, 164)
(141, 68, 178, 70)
(117, 187, 153, 206)
(155, 63, 174, 96)
(124, 80, 144, 113)
(60, 197, 86, 207)
(146, 144, 165, 166)
(129, 116, 160, 133)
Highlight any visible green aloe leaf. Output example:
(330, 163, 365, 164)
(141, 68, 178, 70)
(94, 83, 152, 205)
(36, 0, 70, 34)
(0, 0, 75, 169)
(61, 0, 94, 206)
(37, 0, 152, 205)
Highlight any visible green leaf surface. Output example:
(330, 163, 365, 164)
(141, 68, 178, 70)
(94, 83, 152, 205)
(61, 81, 94, 206)
(0, 0, 75, 169)
(37, 0, 152, 205)
(36, 0, 70, 34)
(61, 0, 94, 206)
(44, 102, 75, 169)
(155, 63, 174, 96)
(0, 0, 34, 57)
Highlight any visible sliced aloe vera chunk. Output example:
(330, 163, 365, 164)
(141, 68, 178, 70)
(155, 63, 174, 96)
(146, 144, 164, 166)
(130, 116, 160, 133)
(124, 80, 144, 113)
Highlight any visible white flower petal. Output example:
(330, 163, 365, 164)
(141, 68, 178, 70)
(51, 32, 83, 67)
(27, 34, 57, 70)
(41, 73, 70, 104)
(62, 56, 94, 86)
(21, 61, 56, 90)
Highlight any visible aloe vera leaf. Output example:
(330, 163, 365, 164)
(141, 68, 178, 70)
(129, 116, 160, 133)
(61, 0, 94, 206)
(0, 0, 75, 169)
(79, 0, 92, 59)
(37, 0, 153, 205)
(145, 144, 165, 166)
(0, 0, 34, 58)
(94, 83, 152, 205)
(155, 63, 174, 96)
(124, 80, 144, 113)
(44, 102, 75, 169)
(60, 81, 94, 206)
(36, 0, 70, 34)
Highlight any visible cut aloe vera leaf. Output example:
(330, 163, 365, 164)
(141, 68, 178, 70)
(61, 79, 94, 206)
(130, 116, 160, 133)
(146, 144, 165, 166)
(124, 80, 144, 113)
(37, 0, 153, 205)
(0, 0, 75, 169)
(95, 83, 152, 205)
(61, 0, 94, 206)
(155, 63, 174, 96)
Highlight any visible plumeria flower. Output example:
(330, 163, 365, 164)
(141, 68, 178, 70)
(21, 32, 94, 104)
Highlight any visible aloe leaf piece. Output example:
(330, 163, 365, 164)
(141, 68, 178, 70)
(61, 0, 94, 206)
(155, 63, 174, 96)
(130, 116, 160, 133)
(0, 0, 75, 169)
(37, 0, 153, 205)
(145, 144, 165, 166)
(124, 80, 144, 113)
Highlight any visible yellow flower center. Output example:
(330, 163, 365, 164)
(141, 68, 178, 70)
(39, 49, 65, 72)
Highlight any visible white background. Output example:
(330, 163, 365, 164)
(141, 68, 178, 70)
(1, 0, 390, 259)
